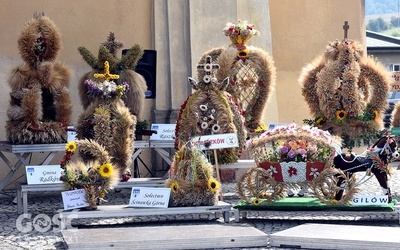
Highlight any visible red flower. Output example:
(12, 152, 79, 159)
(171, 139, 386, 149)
(258, 81, 264, 87)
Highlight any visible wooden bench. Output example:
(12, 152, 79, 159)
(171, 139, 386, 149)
(16, 178, 165, 214)
(59, 201, 233, 229)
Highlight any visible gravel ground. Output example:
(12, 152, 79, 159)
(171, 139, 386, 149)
(1, 164, 400, 250)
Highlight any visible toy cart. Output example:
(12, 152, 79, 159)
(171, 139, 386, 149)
(237, 124, 357, 206)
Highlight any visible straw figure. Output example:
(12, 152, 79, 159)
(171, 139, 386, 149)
(300, 26, 392, 149)
(174, 56, 247, 165)
(75, 61, 136, 181)
(197, 20, 276, 133)
(6, 12, 72, 143)
(166, 142, 220, 207)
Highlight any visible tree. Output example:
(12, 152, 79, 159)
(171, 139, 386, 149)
(367, 19, 381, 32)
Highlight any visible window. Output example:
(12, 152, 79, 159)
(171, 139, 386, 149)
(390, 64, 400, 72)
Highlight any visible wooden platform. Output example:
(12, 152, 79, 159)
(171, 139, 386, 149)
(62, 223, 268, 249)
(270, 223, 400, 249)
(59, 201, 233, 229)
(16, 178, 165, 214)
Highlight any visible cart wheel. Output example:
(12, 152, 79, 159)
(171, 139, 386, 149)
(312, 167, 358, 205)
(237, 165, 285, 205)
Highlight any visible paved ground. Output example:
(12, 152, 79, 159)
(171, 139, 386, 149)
(1, 165, 400, 250)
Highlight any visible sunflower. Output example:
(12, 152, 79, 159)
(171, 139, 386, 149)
(98, 163, 114, 178)
(330, 199, 338, 205)
(335, 110, 347, 121)
(207, 178, 220, 192)
(253, 198, 260, 206)
(373, 110, 379, 121)
(315, 117, 326, 127)
(170, 181, 178, 193)
(65, 141, 77, 153)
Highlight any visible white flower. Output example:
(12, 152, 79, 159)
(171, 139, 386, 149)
(268, 166, 278, 174)
(309, 167, 320, 178)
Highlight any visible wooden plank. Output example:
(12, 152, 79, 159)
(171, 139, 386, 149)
(271, 223, 400, 249)
(59, 201, 233, 228)
(62, 223, 268, 250)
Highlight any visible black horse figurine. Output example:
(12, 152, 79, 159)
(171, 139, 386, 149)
(333, 135, 399, 202)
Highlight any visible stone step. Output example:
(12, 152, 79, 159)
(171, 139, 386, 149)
(270, 223, 400, 249)
(62, 223, 268, 249)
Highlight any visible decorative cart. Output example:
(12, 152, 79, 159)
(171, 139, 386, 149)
(237, 123, 359, 206)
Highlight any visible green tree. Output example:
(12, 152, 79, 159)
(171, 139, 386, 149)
(390, 16, 400, 27)
(367, 19, 381, 32)
(377, 17, 390, 30)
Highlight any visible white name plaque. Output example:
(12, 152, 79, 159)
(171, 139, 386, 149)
(67, 126, 76, 142)
(128, 187, 171, 208)
(25, 165, 63, 185)
(351, 195, 389, 206)
(150, 124, 176, 140)
(191, 133, 239, 150)
(61, 189, 89, 210)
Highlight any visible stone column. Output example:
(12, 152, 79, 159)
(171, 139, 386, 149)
(153, 0, 274, 124)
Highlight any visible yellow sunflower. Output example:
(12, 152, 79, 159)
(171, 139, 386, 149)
(170, 181, 178, 193)
(253, 198, 260, 206)
(98, 163, 114, 178)
(65, 141, 77, 153)
(315, 117, 325, 127)
(335, 110, 347, 121)
(373, 110, 379, 121)
(99, 189, 106, 198)
(330, 199, 338, 205)
(207, 178, 220, 192)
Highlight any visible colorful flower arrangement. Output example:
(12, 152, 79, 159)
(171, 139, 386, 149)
(85, 79, 129, 99)
(223, 19, 260, 45)
(60, 140, 120, 209)
(247, 123, 340, 164)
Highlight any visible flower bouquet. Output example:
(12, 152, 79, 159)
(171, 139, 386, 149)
(223, 19, 260, 47)
(60, 139, 120, 209)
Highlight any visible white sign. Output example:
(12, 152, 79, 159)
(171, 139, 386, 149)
(25, 165, 63, 185)
(150, 124, 176, 140)
(61, 189, 89, 210)
(268, 123, 290, 130)
(191, 133, 239, 150)
(351, 195, 389, 206)
(67, 126, 76, 142)
(128, 187, 171, 208)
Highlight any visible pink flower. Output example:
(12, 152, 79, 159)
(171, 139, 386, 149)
(298, 148, 307, 156)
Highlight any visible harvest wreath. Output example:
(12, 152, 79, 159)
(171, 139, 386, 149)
(60, 140, 119, 209)
(166, 142, 220, 207)
(300, 38, 392, 149)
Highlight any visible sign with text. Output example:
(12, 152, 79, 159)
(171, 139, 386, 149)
(150, 124, 176, 140)
(191, 133, 239, 150)
(391, 127, 400, 135)
(392, 72, 400, 92)
(351, 195, 389, 206)
(128, 187, 171, 208)
(67, 126, 76, 142)
(25, 165, 63, 185)
(61, 189, 89, 210)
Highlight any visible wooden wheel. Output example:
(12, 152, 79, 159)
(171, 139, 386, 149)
(237, 165, 286, 205)
(312, 167, 359, 205)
